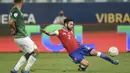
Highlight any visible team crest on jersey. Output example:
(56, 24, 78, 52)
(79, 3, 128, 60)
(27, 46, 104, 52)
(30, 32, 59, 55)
(14, 13, 18, 17)
(62, 32, 66, 35)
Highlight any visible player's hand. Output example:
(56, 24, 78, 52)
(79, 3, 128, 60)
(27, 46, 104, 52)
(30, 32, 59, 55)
(10, 28, 16, 35)
(40, 28, 46, 33)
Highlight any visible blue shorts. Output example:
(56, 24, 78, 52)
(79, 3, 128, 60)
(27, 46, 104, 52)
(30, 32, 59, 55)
(69, 45, 93, 64)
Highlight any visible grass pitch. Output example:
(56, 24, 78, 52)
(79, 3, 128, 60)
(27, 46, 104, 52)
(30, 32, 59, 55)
(0, 53, 130, 73)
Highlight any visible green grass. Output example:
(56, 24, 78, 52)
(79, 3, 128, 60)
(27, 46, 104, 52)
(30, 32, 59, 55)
(0, 53, 130, 73)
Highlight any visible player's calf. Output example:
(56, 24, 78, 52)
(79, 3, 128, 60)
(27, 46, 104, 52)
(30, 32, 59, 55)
(78, 64, 88, 71)
(78, 59, 89, 71)
(23, 49, 39, 72)
(90, 50, 119, 65)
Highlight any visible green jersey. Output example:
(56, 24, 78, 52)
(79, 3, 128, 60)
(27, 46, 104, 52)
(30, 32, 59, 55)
(10, 6, 28, 38)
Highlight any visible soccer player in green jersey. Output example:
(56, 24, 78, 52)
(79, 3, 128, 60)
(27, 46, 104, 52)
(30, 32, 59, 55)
(9, 0, 39, 73)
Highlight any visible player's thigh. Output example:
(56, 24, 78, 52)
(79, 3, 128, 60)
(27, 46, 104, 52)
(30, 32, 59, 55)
(81, 45, 95, 56)
(14, 37, 37, 53)
(69, 52, 84, 64)
(14, 38, 28, 53)
(23, 37, 38, 53)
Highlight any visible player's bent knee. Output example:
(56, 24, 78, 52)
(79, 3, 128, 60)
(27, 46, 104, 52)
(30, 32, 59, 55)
(33, 49, 39, 57)
(24, 49, 38, 60)
(90, 49, 97, 56)
(24, 53, 31, 60)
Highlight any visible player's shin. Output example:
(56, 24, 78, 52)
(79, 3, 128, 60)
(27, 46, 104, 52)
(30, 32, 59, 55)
(97, 52, 114, 63)
(24, 52, 38, 71)
(78, 59, 88, 71)
(13, 55, 26, 71)
(78, 64, 88, 71)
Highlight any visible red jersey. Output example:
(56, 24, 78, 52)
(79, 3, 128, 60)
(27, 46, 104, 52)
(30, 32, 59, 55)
(57, 28, 80, 54)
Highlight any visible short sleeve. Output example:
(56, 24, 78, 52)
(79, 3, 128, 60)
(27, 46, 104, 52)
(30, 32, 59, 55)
(10, 8, 19, 21)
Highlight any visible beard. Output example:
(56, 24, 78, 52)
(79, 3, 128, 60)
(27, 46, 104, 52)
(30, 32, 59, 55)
(67, 26, 72, 31)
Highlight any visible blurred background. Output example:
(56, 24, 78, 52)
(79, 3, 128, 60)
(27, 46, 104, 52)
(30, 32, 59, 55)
(0, 0, 129, 53)
(0, 0, 130, 3)
(0, 0, 130, 73)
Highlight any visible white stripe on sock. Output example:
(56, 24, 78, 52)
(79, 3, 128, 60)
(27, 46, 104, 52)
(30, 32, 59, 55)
(97, 52, 101, 56)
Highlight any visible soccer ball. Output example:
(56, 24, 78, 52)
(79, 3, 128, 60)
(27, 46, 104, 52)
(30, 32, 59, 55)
(108, 46, 119, 57)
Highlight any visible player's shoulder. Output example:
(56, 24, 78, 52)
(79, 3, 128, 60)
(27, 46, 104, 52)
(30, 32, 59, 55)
(58, 28, 65, 32)
(55, 29, 63, 34)
(10, 6, 18, 13)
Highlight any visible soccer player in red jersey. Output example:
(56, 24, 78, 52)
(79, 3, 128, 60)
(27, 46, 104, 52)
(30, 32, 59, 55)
(41, 18, 119, 71)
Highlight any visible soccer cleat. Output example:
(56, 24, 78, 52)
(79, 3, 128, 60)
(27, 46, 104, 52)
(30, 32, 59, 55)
(21, 70, 29, 73)
(112, 60, 119, 65)
(10, 69, 18, 73)
(78, 65, 87, 71)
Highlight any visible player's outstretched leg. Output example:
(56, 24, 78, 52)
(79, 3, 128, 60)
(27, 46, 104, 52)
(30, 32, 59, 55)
(22, 49, 39, 73)
(97, 52, 119, 65)
(78, 59, 88, 71)
(10, 55, 27, 73)
(90, 50, 119, 65)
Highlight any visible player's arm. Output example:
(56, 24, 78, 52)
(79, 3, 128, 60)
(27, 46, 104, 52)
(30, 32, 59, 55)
(9, 8, 18, 35)
(40, 28, 59, 36)
(9, 19, 16, 35)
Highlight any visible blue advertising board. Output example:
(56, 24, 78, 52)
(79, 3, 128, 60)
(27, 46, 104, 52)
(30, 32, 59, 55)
(0, 3, 130, 24)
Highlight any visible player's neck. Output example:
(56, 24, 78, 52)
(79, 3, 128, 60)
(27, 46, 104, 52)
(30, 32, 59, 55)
(14, 4, 21, 10)
(63, 27, 70, 32)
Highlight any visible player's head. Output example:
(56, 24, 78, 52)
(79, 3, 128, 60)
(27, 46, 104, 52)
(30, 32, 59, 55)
(64, 18, 74, 31)
(59, 10, 64, 16)
(14, 0, 23, 6)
